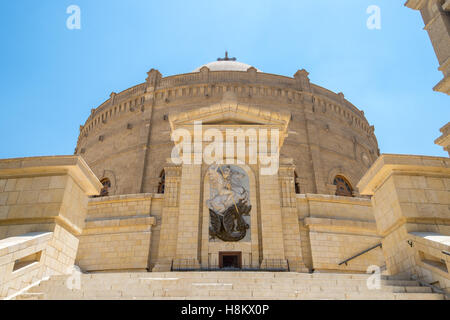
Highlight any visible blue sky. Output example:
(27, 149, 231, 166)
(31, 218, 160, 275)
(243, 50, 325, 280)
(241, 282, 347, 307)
(0, 0, 448, 159)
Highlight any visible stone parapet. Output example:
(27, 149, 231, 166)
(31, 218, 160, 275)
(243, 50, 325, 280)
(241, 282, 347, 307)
(0, 156, 101, 237)
(0, 155, 101, 298)
(297, 194, 383, 273)
(358, 154, 450, 284)
(85, 69, 369, 127)
(408, 232, 450, 292)
(76, 193, 156, 272)
(0, 232, 52, 298)
(74, 63, 378, 199)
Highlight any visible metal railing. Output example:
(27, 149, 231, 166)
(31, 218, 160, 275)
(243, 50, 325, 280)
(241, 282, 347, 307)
(171, 259, 289, 272)
(338, 243, 382, 266)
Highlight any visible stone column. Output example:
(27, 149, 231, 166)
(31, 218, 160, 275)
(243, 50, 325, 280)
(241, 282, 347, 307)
(358, 154, 450, 277)
(173, 163, 202, 269)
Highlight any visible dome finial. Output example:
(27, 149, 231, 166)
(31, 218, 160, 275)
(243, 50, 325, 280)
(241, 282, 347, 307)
(217, 51, 236, 61)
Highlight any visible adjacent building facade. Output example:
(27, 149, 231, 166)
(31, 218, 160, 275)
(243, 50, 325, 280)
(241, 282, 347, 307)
(405, 0, 450, 95)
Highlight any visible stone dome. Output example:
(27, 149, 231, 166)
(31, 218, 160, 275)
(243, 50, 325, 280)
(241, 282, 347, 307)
(77, 60, 379, 197)
(193, 60, 261, 72)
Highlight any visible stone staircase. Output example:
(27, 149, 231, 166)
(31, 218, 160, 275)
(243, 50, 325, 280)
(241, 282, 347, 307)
(13, 272, 444, 300)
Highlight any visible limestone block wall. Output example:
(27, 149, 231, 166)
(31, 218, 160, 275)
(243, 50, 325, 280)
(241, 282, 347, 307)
(0, 156, 100, 238)
(358, 154, 450, 283)
(408, 232, 450, 292)
(0, 232, 52, 298)
(0, 156, 101, 298)
(76, 194, 156, 272)
(298, 194, 384, 273)
(76, 110, 149, 195)
(45, 225, 80, 275)
(0, 172, 90, 239)
(152, 166, 180, 272)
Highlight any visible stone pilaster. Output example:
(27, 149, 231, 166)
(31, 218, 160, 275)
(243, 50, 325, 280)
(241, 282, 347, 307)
(173, 163, 202, 269)
(278, 161, 308, 272)
(152, 165, 181, 272)
(259, 169, 288, 269)
(304, 107, 328, 194)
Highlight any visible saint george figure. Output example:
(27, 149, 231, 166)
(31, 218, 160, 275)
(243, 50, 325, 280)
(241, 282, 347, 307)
(206, 165, 249, 216)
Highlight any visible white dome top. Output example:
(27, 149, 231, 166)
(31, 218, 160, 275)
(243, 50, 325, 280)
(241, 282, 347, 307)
(193, 60, 261, 72)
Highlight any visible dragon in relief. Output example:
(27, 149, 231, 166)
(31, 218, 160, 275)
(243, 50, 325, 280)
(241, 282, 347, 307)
(207, 165, 251, 242)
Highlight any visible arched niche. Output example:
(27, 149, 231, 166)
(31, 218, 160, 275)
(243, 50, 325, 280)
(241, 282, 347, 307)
(200, 163, 259, 269)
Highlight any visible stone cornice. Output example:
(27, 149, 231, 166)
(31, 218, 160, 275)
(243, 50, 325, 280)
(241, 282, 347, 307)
(296, 193, 372, 206)
(84, 215, 156, 228)
(0, 155, 102, 196)
(169, 102, 291, 131)
(168, 102, 291, 151)
(88, 193, 154, 204)
(357, 154, 450, 195)
(79, 70, 373, 143)
(404, 0, 428, 10)
(0, 217, 83, 236)
(435, 122, 450, 151)
(304, 217, 378, 236)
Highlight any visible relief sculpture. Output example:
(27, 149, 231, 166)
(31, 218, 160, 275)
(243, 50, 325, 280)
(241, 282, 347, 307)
(207, 165, 251, 242)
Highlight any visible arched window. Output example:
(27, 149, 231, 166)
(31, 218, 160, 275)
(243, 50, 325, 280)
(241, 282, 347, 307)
(294, 171, 301, 194)
(334, 175, 353, 197)
(157, 170, 165, 194)
(99, 178, 111, 197)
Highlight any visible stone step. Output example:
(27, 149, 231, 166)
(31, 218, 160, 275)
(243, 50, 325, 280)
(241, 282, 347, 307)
(22, 290, 444, 300)
(35, 292, 443, 301)
(34, 275, 421, 287)
(32, 279, 424, 291)
(13, 292, 44, 300)
(27, 284, 432, 295)
(13, 272, 443, 300)
(25, 285, 436, 298)
(82, 271, 396, 280)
